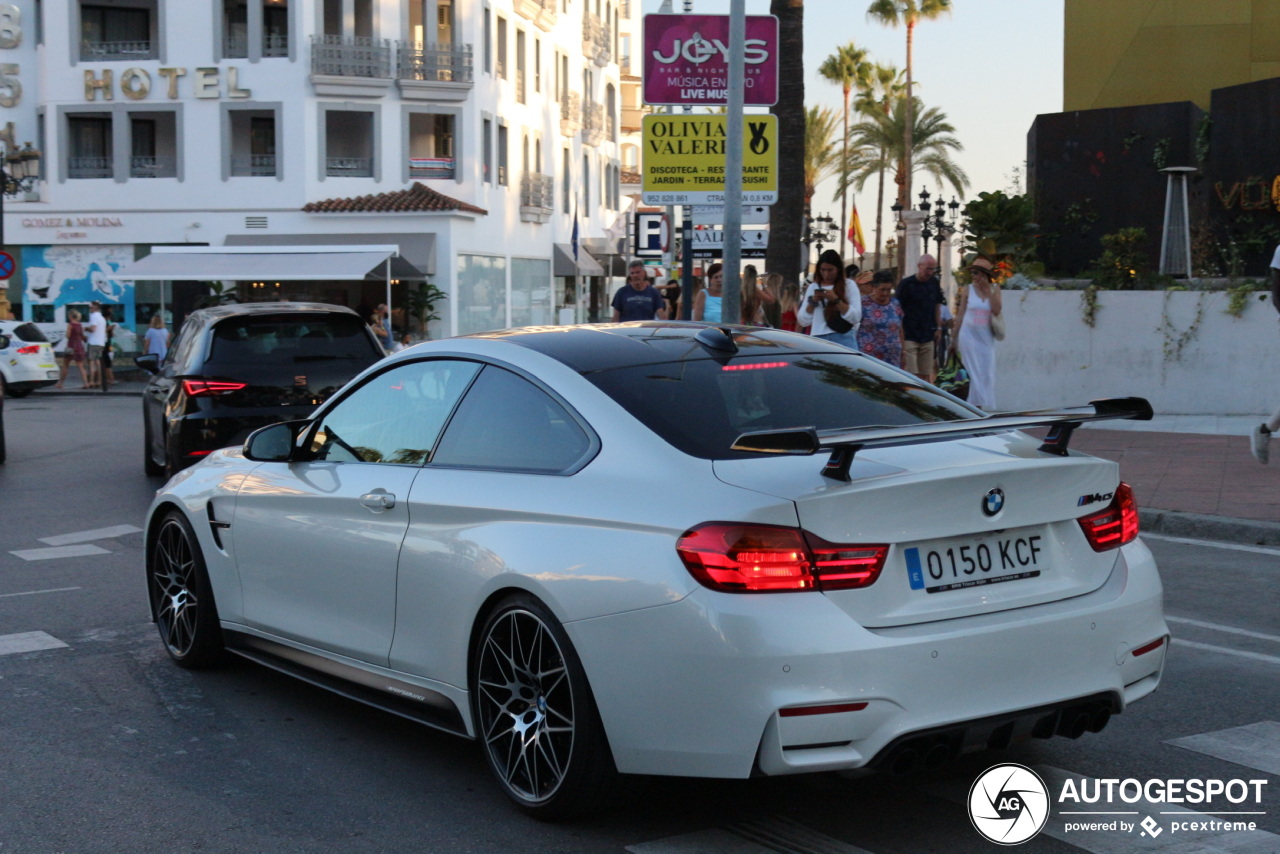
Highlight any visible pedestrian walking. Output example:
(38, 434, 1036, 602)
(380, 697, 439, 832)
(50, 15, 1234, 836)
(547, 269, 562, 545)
(368, 304, 392, 351)
(739, 264, 775, 326)
(776, 278, 801, 332)
(1249, 243, 1280, 463)
(85, 300, 107, 388)
(797, 249, 864, 348)
(692, 263, 725, 323)
(896, 253, 946, 382)
(144, 313, 171, 362)
(101, 306, 117, 387)
(55, 309, 90, 389)
(612, 259, 668, 321)
(857, 270, 905, 366)
(951, 257, 1004, 410)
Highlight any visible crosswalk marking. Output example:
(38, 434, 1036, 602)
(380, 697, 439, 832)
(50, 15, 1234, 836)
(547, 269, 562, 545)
(1167, 721, 1280, 776)
(0, 631, 69, 655)
(38, 525, 143, 546)
(627, 816, 875, 854)
(8, 544, 111, 561)
(1173, 638, 1280, 666)
(1165, 616, 1280, 645)
(0, 587, 82, 598)
(1142, 533, 1280, 558)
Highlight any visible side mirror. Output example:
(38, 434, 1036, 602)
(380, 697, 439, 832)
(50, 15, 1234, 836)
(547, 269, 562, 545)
(244, 420, 309, 462)
(135, 353, 160, 374)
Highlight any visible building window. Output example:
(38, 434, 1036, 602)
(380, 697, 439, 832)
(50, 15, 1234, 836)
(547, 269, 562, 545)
(408, 112, 456, 179)
(67, 115, 113, 179)
(80, 2, 156, 61)
(534, 38, 541, 93)
(483, 7, 491, 74)
(229, 110, 277, 176)
(483, 117, 492, 183)
(582, 153, 589, 209)
(264, 0, 289, 56)
(515, 29, 526, 103)
(325, 110, 374, 177)
(496, 15, 507, 79)
(562, 147, 571, 213)
(511, 258, 553, 327)
(129, 112, 177, 178)
(497, 123, 508, 186)
(457, 254, 508, 336)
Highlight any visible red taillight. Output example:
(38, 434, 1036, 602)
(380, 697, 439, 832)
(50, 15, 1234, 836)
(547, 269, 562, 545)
(182, 379, 247, 398)
(1132, 636, 1166, 657)
(676, 522, 888, 593)
(779, 702, 868, 717)
(16, 345, 40, 355)
(1077, 482, 1139, 551)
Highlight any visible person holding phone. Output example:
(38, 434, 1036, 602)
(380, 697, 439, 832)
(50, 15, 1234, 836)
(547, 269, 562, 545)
(796, 249, 865, 348)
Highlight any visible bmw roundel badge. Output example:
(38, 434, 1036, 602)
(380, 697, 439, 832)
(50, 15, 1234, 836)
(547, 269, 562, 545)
(982, 488, 1005, 517)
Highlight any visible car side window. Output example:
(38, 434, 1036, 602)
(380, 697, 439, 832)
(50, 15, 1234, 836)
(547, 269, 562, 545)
(310, 359, 481, 465)
(431, 366, 593, 474)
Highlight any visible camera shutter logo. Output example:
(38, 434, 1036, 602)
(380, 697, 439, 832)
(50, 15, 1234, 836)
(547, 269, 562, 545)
(968, 763, 1050, 845)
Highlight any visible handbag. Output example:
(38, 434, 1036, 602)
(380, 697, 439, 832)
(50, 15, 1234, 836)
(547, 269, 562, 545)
(821, 280, 854, 334)
(990, 311, 1006, 341)
(937, 352, 970, 400)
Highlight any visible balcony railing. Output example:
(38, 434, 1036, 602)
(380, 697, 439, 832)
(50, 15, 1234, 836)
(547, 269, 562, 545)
(311, 35, 392, 78)
(409, 156, 456, 179)
(582, 15, 610, 65)
(231, 154, 278, 177)
(514, 0, 558, 30)
(620, 0, 631, 17)
(560, 92, 582, 136)
(583, 102, 606, 146)
(224, 34, 249, 58)
(326, 156, 374, 177)
(130, 155, 177, 178)
(397, 42, 473, 83)
(81, 39, 156, 61)
(521, 172, 554, 209)
(67, 156, 114, 179)
(264, 33, 289, 57)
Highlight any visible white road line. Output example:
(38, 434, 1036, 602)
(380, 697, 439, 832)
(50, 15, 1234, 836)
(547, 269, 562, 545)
(0, 587, 82, 599)
(1173, 638, 1280, 666)
(1166, 616, 1280, 644)
(627, 816, 876, 854)
(1142, 533, 1280, 558)
(8, 544, 111, 561)
(38, 525, 143, 546)
(1167, 722, 1280, 776)
(0, 631, 70, 655)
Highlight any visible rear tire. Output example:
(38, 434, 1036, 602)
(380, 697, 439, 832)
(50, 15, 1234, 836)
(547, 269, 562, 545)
(472, 594, 619, 820)
(148, 511, 225, 668)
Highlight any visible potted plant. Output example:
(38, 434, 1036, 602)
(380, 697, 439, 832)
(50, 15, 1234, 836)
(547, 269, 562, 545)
(404, 280, 447, 340)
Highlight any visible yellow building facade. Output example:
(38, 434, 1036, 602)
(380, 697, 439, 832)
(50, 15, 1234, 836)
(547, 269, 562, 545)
(1064, 0, 1280, 111)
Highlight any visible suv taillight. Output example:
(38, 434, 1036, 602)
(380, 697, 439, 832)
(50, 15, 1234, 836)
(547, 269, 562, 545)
(1077, 482, 1139, 551)
(16, 345, 40, 355)
(182, 379, 247, 398)
(676, 522, 888, 593)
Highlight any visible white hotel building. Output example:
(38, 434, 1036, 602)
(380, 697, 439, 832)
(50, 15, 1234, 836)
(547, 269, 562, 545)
(0, 0, 647, 341)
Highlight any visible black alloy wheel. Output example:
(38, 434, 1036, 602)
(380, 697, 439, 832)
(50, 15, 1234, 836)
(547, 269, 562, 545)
(149, 511, 224, 668)
(473, 594, 618, 819)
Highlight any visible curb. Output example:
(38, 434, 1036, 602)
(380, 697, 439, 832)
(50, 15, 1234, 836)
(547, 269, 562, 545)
(1141, 508, 1280, 546)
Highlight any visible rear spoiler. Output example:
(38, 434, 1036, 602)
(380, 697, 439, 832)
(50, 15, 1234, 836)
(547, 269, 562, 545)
(731, 397, 1154, 482)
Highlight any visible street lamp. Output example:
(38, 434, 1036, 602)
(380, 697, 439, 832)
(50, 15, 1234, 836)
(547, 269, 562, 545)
(802, 212, 838, 275)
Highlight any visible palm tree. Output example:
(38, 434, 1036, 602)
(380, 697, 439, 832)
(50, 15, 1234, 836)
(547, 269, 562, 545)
(804, 105, 843, 213)
(853, 62, 907, 265)
(819, 42, 871, 257)
(847, 95, 969, 210)
(866, 0, 952, 208)
(765, 0, 805, 291)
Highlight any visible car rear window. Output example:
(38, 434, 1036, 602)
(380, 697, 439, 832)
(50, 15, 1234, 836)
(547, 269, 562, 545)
(206, 314, 380, 366)
(584, 352, 978, 460)
(8, 323, 49, 343)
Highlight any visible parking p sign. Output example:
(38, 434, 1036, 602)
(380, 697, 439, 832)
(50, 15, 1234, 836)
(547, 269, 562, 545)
(634, 213, 669, 258)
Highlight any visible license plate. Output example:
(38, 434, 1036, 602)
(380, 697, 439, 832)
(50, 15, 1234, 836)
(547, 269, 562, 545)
(904, 533, 1045, 594)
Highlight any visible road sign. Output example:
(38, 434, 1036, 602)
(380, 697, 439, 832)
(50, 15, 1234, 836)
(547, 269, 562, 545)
(691, 205, 770, 226)
(691, 228, 769, 258)
(642, 114, 777, 206)
(643, 14, 779, 106)
(0, 251, 14, 279)
(634, 212, 670, 258)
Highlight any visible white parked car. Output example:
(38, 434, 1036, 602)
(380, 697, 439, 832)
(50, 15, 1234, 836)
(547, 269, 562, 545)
(144, 323, 1169, 818)
(0, 321, 60, 397)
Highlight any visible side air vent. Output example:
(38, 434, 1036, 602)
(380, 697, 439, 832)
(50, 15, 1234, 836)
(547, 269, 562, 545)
(245, 216, 269, 229)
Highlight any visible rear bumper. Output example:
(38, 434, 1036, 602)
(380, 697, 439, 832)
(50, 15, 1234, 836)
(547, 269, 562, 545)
(567, 539, 1165, 779)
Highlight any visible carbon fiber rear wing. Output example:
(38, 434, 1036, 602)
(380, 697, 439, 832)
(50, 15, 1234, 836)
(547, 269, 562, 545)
(731, 397, 1154, 482)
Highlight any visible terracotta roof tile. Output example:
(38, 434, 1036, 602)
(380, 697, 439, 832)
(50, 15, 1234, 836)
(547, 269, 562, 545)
(621, 170, 641, 184)
(303, 182, 488, 215)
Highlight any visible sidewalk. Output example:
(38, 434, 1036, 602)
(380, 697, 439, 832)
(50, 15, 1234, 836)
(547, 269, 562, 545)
(25, 388, 1280, 544)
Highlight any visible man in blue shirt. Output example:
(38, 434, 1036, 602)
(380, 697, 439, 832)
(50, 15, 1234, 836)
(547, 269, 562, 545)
(611, 260, 668, 322)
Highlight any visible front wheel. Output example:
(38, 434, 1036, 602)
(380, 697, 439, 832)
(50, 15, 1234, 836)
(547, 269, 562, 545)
(148, 511, 224, 668)
(472, 594, 618, 819)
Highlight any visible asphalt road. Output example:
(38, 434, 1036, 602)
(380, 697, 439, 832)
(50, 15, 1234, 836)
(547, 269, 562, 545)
(0, 394, 1276, 853)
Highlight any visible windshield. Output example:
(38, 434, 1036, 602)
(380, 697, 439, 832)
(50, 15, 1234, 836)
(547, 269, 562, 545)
(207, 314, 380, 365)
(585, 352, 978, 460)
(7, 323, 49, 343)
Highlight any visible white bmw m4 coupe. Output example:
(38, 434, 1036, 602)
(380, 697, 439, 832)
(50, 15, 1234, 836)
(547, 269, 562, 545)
(144, 322, 1168, 818)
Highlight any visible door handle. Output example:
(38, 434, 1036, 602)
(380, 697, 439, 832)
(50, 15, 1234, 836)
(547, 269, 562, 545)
(359, 491, 396, 510)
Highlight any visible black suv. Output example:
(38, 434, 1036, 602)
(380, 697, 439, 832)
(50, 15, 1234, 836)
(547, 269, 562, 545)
(137, 302, 385, 477)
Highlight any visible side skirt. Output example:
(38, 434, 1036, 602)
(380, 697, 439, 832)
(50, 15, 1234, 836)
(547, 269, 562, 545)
(223, 629, 470, 738)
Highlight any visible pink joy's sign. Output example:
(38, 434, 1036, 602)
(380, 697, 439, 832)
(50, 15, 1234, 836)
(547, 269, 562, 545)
(642, 14, 779, 107)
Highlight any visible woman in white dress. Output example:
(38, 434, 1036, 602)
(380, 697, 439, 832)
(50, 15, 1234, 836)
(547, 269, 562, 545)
(951, 257, 1004, 410)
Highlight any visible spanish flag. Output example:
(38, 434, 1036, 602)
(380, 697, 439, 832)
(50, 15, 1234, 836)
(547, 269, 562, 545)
(848, 203, 867, 257)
